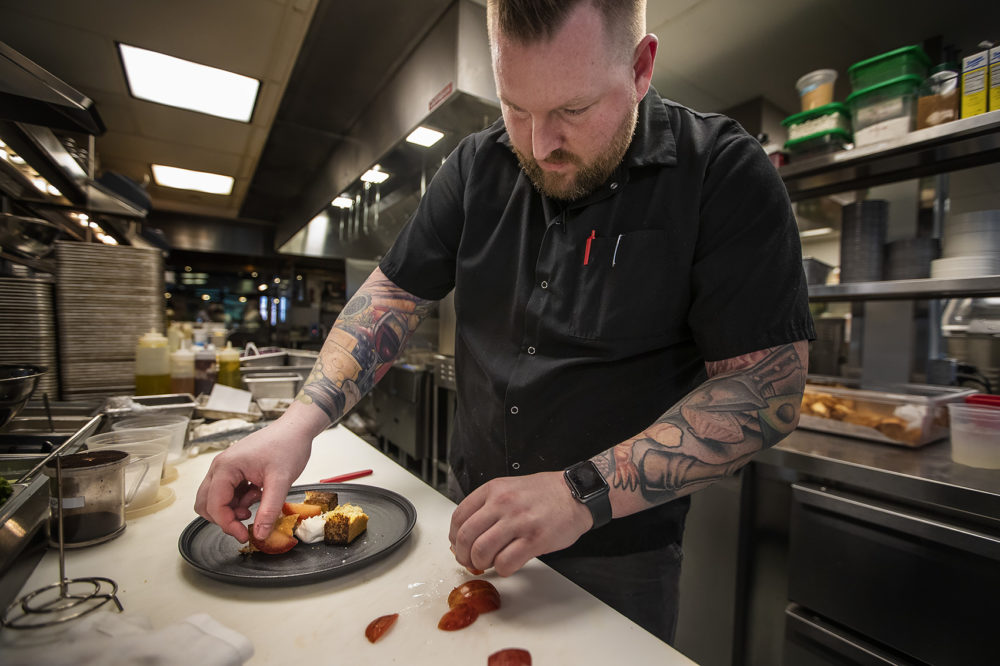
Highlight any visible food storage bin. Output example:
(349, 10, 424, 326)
(846, 75, 922, 146)
(784, 128, 852, 159)
(782, 103, 851, 142)
(799, 377, 976, 447)
(947, 402, 1000, 469)
(242, 373, 302, 401)
(848, 45, 930, 91)
(795, 69, 838, 111)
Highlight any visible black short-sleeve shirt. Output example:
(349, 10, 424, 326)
(381, 87, 815, 554)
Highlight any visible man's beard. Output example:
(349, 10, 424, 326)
(512, 101, 638, 202)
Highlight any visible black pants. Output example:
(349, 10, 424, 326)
(448, 470, 685, 644)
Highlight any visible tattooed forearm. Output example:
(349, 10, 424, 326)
(298, 268, 436, 423)
(593, 340, 808, 513)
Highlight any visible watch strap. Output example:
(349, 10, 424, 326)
(585, 488, 612, 530)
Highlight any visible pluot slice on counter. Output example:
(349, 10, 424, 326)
(488, 648, 532, 665)
(447, 579, 501, 614)
(365, 613, 399, 643)
(438, 579, 501, 630)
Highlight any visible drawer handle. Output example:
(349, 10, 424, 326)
(792, 482, 1000, 560)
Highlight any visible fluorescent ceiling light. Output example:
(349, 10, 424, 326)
(331, 196, 353, 208)
(361, 168, 390, 184)
(406, 126, 444, 147)
(152, 164, 234, 195)
(800, 227, 834, 238)
(119, 43, 259, 122)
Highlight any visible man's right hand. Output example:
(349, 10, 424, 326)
(193, 414, 315, 542)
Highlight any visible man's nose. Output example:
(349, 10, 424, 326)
(531, 117, 561, 161)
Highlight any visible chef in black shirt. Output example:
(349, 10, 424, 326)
(196, 0, 814, 644)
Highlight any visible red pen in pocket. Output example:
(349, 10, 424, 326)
(583, 229, 596, 265)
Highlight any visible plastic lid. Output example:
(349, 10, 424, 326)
(783, 127, 852, 150)
(138, 329, 167, 347)
(847, 45, 931, 74)
(844, 74, 924, 105)
(171, 344, 195, 360)
(217, 341, 240, 361)
(781, 102, 849, 127)
(795, 68, 837, 92)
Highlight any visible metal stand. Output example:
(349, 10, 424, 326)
(1, 457, 123, 630)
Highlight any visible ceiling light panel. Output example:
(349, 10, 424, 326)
(406, 126, 444, 147)
(152, 164, 234, 195)
(361, 168, 390, 184)
(331, 196, 353, 208)
(119, 43, 260, 122)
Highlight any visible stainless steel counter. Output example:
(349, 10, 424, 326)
(761, 428, 1000, 521)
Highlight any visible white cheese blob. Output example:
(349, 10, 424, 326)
(293, 514, 327, 544)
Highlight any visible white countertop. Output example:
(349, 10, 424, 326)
(6, 426, 696, 665)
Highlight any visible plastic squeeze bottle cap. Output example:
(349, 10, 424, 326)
(217, 341, 240, 362)
(138, 329, 167, 348)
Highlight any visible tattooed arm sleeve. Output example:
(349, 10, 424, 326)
(295, 267, 437, 425)
(592, 340, 809, 517)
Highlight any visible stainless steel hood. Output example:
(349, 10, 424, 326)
(277, 0, 499, 260)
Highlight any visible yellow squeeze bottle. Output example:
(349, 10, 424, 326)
(216, 342, 242, 389)
(135, 329, 171, 395)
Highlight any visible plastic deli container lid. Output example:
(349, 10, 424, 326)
(781, 102, 850, 127)
(845, 74, 924, 105)
(847, 45, 931, 75)
(784, 127, 852, 150)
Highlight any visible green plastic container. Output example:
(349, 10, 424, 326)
(846, 75, 923, 145)
(848, 45, 931, 91)
(784, 128, 852, 158)
(782, 103, 851, 142)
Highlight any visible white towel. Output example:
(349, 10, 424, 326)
(0, 609, 253, 665)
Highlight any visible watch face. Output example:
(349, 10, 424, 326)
(566, 461, 608, 500)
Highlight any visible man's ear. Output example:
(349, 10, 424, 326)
(633, 34, 658, 99)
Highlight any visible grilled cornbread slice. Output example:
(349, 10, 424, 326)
(324, 503, 368, 544)
(304, 490, 338, 513)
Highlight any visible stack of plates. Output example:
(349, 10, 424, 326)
(0, 277, 59, 399)
(840, 200, 888, 282)
(932, 210, 1000, 279)
(55, 242, 164, 400)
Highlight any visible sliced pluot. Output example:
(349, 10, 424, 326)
(365, 613, 399, 643)
(447, 579, 501, 614)
(247, 521, 298, 554)
(488, 648, 532, 666)
(282, 501, 323, 520)
(438, 602, 479, 631)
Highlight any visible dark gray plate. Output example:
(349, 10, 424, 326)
(178, 483, 417, 586)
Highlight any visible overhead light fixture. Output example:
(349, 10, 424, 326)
(800, 227, 834, 238)
(118, 43, 259, 122)
(406, 126, 444, 147)
(152, 164, 234, 195)
(331, 196, 353, 209)
(361, 167, 390, 184)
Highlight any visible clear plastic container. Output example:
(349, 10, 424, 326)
(85, 429, 169, 508)
(784, 128, 852, 159)
(846, 75, 922, 146)
(848, 45, 931, 91)
(800, 378, 975, 447)
(112, 413, 190, 464)
(947, 403, 1000, 469)
(796, 69, 837, 111)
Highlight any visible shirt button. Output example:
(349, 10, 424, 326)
(527, 346, 536, 355)
(510, 406, 519, 415)
(610, 182, 619, 190)
(512, 462, 520, 471)
(540, 281, 548, 289)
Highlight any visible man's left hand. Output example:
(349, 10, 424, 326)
(449, 471, 594, 576)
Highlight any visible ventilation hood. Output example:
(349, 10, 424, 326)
(277, 0, 498, 260)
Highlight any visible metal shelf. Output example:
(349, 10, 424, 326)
(780, 110, 1000, 202)
(808, 275, 1000, 302)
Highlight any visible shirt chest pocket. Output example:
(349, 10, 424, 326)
(561, 229, 685, 341)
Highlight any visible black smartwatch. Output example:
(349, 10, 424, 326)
(564, 460, 612, 530)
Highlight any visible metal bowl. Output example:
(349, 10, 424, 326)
(0, 365, 47, 429)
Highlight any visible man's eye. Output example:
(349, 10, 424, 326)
(564, 106, 589, 116)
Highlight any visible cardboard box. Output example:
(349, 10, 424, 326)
(990, 46, 1000, 112)
(961, 49, 989, 117)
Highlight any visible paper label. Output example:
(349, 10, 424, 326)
(856, 97, 904, 126)
(50, 496, 85, 509)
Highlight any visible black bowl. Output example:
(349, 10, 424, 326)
(0, 365, 48, 429)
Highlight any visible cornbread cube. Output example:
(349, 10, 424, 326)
(324, 503, 368, 544)
(303, 490, 338, 513)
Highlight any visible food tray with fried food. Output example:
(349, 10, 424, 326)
(799, 377, 976, 447)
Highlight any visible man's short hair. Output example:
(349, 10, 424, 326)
(487, 0, 646, 59)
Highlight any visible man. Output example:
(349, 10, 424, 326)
(195, 0, 814, 644)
